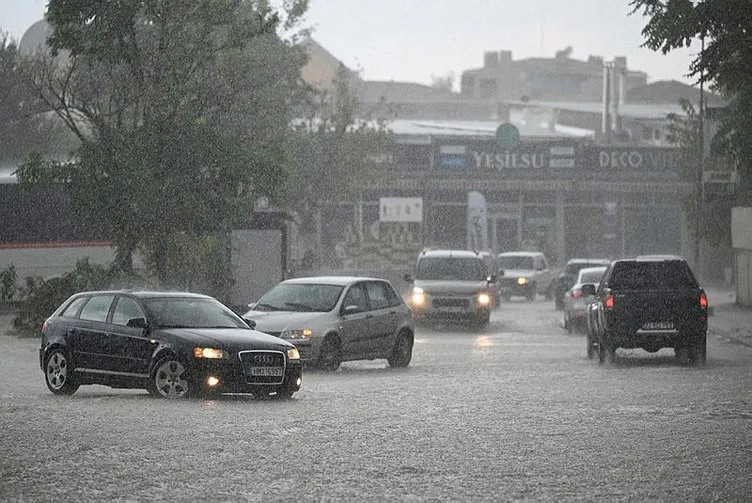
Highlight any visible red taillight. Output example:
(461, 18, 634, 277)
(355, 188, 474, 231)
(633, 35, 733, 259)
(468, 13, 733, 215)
(699, 292, 708, 309)
(572, 289, 582, 299)
(604, 294, 615, 310)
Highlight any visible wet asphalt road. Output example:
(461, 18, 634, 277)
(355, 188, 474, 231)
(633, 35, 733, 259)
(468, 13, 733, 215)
(1, 299, 751, 501)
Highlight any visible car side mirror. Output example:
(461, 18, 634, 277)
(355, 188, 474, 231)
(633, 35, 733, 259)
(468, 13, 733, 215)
(243, 318, 257, 329)
(487, 274, 497, 283)
(247, 302, 257, 310)
(581, 284, 596, 296)
(403, 273, 414, 283)
(341, 305, 361, 316)
(126, 317, 148, 329)
(497, 269, 504, 277)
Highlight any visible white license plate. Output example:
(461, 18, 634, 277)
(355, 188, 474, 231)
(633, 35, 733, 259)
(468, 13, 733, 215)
(642, 322, 674, 330)
(250, 367, 283, 377)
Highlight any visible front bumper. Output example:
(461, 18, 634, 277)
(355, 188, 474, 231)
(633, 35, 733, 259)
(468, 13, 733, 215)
(190, 355, 303, 395)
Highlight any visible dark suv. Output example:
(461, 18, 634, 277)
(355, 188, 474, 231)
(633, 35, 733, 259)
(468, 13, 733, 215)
(40, 291, 303, 399)
(583, 257, 708, 365)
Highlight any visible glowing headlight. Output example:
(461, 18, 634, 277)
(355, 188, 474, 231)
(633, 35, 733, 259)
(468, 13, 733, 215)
(477, 293, 491, 305)
(411, 287, 426, 307)
(193, 347, 225, 359)
(287, 347, 301, 360)
(517, 277, 530, 285)
(281, 329, 313, 339)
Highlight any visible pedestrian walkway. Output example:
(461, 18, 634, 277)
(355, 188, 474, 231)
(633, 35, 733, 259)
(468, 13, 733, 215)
(707, 287, 752, 348)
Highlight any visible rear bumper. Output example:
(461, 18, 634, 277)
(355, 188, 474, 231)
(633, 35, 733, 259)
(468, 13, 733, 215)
(602, 326, 706, 349)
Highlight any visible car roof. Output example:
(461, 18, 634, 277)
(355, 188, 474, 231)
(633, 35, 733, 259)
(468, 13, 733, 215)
(498, 251, 544, 257)
(566, 258, 611, 264)
(71, 290, 213, 299)
(281, 276, 387, 286)
(419, 249, 483, 259)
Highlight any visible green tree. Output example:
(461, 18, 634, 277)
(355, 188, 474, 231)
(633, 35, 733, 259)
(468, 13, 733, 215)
(631, 0, 752, 204)
(16, 0, 309, 294)
(0, 32, 72, 165)
(282, 64, 391, 265)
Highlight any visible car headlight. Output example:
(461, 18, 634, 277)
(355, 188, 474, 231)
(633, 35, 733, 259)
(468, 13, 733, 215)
(281, 329, 313, 339)
(517, 277, 530, 285)
(193, 347, 226, 359)
(287, 347, 300, 360)
(477, 293, 491, 306)
(411, 287, 426, 307)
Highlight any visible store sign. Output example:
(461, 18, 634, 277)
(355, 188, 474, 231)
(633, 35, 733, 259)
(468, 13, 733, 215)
(466, 144, 577, 170)
(582, 146, 680, 173)
(379, 197, 423, 223)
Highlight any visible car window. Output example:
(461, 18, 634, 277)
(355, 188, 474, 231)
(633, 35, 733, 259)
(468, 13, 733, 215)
(60, 297, 88, 318)
(383, 282, 404, 308)
(365, 281, 391, 310)
(498, 256, 534, 270)
(255, 283, 344, 312)
(342, 283, 368, 311)
(144, 297, 248, 329)
(608, 261, 698, 290)
(111, 296, 146, 326)
(416, 257, 487, 281)
(79, 295, 115, 322)
(578, 268, 607, 284)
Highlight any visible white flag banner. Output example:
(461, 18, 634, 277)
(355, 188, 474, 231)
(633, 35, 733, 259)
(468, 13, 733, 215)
(467, 191, 488, 251)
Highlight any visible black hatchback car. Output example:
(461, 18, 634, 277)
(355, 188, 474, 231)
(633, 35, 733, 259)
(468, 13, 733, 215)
(40, 291, 303, 399)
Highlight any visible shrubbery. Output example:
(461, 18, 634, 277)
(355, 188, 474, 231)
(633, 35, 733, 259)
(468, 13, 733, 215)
(11, 259, 156, 337)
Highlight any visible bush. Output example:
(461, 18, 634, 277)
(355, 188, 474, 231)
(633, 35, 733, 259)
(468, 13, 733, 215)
(12, 258, 154, 337)
(0, 264, 17, 301)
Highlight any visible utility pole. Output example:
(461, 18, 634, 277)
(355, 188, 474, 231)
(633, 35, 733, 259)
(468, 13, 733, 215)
(695, 34, 706, 280)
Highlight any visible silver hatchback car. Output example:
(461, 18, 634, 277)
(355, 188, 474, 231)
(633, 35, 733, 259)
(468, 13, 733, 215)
(241, 277, 414, 371)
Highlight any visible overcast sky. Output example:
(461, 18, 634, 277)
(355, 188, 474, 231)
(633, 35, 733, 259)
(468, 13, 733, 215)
(1, 0, 701, 88)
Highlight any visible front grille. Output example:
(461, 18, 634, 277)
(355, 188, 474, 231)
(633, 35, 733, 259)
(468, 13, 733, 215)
(238, 350, 286, 385)
(499, 278, 517, 288)
(432, 298, 470, 309)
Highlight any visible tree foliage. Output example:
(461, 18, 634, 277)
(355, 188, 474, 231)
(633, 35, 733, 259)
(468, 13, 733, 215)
(16, 0, 310, 291)
(282, 64, 391, 263)
(631, 0, 752, 204)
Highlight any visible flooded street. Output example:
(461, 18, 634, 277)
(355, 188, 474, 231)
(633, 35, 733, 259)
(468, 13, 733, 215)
(1, 300, 750, 500)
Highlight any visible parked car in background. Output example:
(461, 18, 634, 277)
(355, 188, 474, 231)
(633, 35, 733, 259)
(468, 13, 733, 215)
(405, 249, 497, 327)
(242, 276, 414, 371)
(497, 251, 552, 301)
(562, 265, 608, 334)
(584, 256, 708, 365)
(554, 258, 612, 309)
(40, 291, 302, 399)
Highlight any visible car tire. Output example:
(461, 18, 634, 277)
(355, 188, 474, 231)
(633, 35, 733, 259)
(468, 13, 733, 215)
(318, 335, 342, 371)
(689, 334, 707, 366)
(147, 356, 195, 399)
(526, 285, 536, 302)
(603, 342, 617, 365)
(564, 313, 573, 334)
(586, 332, 597, 360)
(388, 331, 413, 368)
(555, 296, 564, 311)
(44, 349, 80, 396)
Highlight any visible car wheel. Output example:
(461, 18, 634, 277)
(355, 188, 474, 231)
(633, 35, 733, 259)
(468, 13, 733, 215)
(586, 332, 597, 360)
(148, 356, 194, 399)
(603, 342, 617, 365)
(526, 286, 536, 302)
(388, 331, 413, 368)
(318, 335, 342, 371)
(564, 313, 573, 334)
(689, 335, 707, 365)
(555, 296, 564, 311)
(44, 349, 79, 396)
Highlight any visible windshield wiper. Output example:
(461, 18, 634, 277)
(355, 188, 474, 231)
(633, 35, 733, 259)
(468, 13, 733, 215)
(284, 302, 315, 312)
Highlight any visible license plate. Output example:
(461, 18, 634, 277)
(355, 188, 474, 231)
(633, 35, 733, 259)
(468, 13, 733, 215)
(249, 367, 283, 377)
(642, 322, 674, 330)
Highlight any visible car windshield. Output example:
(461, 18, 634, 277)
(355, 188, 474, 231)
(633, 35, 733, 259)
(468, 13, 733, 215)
(578, 267, 607, 284)
(143, 297, 249, 329)
(416, 257, 487, 281)
(499, 256, 535, 270)
(609, 261, 698, 290)
(254, 283, 344, 312)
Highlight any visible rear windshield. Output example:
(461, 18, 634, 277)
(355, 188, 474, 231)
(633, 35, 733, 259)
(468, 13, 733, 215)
(416, 257, 487, 281)
(578, 268, 607, 284)
(608, 261, 698, 290)
(499, 256, 534, 270)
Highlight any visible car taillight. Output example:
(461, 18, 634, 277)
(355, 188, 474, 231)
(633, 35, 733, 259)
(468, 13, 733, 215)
(41, 320, 49, 334)
(572, 289, 582, 299)
(699, 292, 708, 309)
(604, 293, 614, 310)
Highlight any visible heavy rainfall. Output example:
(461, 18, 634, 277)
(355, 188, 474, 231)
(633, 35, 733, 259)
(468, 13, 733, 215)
(1, 0, 751, 500)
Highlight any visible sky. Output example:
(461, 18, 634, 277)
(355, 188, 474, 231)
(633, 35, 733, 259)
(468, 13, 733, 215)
(0, 0, 702, 88)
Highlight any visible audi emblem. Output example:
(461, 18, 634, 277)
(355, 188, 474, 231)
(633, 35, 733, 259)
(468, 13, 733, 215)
(254, 354, 277, 365)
